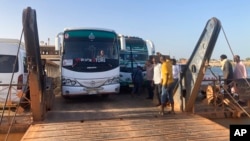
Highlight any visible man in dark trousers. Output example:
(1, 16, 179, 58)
(144, 59, 154, 99)
(131, 65, 143, 96)
(220, 54, 234, 94)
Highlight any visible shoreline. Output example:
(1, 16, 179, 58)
(179, 59, 250, 67)
(208, 60, 250, 67)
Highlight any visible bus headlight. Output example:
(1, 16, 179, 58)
(104, 77, 120, 85)
(62, 78, 78, 86)
(71, 80, 76, 85)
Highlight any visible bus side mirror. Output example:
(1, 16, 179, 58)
(55, 37, 60, 51)
(146, 40, 155, 55)
(55, 32, 64, 54)
(119, 36, 126, 51)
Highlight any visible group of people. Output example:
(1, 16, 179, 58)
(131, 52, 181, 115)
(131, 53, 248, 115)
(220, 54, 248, 96)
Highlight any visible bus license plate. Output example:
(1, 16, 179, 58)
(88, 90, 97, 94)
(129, 84, 134, 87)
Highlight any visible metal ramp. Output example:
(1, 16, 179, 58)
(21, 112, 229, 141)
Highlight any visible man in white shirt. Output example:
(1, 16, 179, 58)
(152, 56, 162, 106)
(231, 55, 248, 97)
(170, 58, 181, 95)
(233, 55, 248, 79)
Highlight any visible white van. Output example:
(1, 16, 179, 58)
(0, 38, 28, 104)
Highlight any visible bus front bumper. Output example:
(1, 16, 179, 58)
(61, 84, 120, 96)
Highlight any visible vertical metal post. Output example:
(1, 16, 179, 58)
(23, 7, 46, 121)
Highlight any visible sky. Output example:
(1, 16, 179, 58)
(1, 0, 250, 60)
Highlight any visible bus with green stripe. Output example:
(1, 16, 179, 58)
(118, 34, 155, 88)
(55, 28, 120, 98)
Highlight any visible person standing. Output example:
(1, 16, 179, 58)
(232, 55, 248, 97)
(131, 65, 143, 96)
(220, 54, 234, 93)
(166, 56, 175, 114)
(156, 52, 162, 58)
(233, 55, 248, 79)
(159, 55, 174, 115)
(152, 56, 162, 106)
(145, 59, 154, 99)
(168, 58, 180, 105)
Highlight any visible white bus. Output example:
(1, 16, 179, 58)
(118, 35, 155, 88)
(55, 28, 120, 98)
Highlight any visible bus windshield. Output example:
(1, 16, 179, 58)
(120, 53, 148, 62)
(119, 37, 148, 72)
(62, 30, 119, 72)
(125, 38, 147, 51)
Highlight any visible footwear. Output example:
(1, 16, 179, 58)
(167, 110, 175, 114)
(159, 105, 164, 115)
(155, 103, 161, 107)
(159, 111, 164, 115)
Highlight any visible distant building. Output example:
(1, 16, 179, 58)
(40, 45, 60, 66)
(40, 45, 59, 55)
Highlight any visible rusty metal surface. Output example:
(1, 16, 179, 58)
(19, 92, 230, 141)
(21, 113, 229, 141)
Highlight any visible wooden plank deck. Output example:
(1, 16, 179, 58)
(21, 113, 229, 141)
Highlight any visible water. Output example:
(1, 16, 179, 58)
(205, 66, 250, 79)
